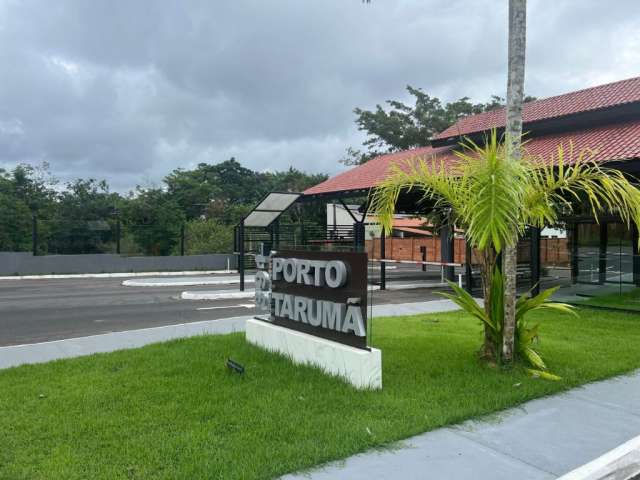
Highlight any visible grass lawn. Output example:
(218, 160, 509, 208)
(2, 308, 640, 479)
(574, 287, 640, 311)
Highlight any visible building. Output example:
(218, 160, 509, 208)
(239, 76, 640, 291)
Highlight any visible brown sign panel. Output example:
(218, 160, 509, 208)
(269, 250, 368, 350)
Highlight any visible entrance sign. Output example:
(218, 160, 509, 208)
(255, 250, 369, 349)
(248, 249, 381, 389)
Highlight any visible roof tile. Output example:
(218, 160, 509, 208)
(305, 119, 640, 196)
(436, 76, 640, 139)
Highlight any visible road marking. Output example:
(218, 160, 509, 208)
(197, 304, 254, 311)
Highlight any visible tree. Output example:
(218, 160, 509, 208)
(48, 179, 123, 254)
(164, 158, 261, 220)
(180, 218, 234, 255)
(370, 132, 640, 373)
(343, 87, 535, 165)
(502, 0, 528, 363)
(165, 159, 326, 225)
(123, 188, 185, 256)
(0, 164, 56, 253)
(0, 191, 32, 252)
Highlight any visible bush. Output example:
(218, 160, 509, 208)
(181, 219, 234, 254)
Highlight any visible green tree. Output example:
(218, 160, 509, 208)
(0, 191, 32, 251)
(181, 219, 234, 254)
(165, 158, 263, 219)
(48, 179, 123, 254)
(0, 164, 56, 253)
(344, 86, 535, 165)
(165, 160, 327, 226)
(123, 188, 185, 256)
(371, 132, 640, 373)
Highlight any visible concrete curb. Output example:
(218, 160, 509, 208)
(0, 316, 251, 370)
(123, 276, 253, 287)
(557, 434, 640, 480)
(0, 270, 236, 281)
(181, 290, 255, 300)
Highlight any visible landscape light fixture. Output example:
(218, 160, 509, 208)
(226, 358, 245, 375)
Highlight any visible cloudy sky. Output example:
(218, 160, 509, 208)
(0, 0, 638, 191)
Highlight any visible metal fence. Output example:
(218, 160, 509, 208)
(0, 216, 235, 256)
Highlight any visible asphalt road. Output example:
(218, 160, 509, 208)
(0, 273, 442, 347)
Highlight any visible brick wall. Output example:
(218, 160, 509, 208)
(365, 236, 569, 265)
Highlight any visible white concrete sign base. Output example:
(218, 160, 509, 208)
(245, 318, 382, 390)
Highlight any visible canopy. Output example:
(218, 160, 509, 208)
(242, 192, 302, 227)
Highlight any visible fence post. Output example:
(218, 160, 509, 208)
(180, 224, 185, 256)
(116, 214, 121, 254)
(353, 222, 365, 252)
(599, 222, 607, 284)
(299, 215, 305, 248)
(32, 213, 38, 256)
(530, 226, 541, 295)
(380, 232, 386, 290)
(238, 220, 245, 292)
(440, 223, 455, 281)
(465, 239, 473, 294)
(420, 245, 427, 272)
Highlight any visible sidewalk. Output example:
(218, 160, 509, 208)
(282, 371, 640, 480)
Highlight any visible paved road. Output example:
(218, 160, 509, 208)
(0, 275, 442, 347)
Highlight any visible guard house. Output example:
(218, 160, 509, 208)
(238, 76, 640, 292)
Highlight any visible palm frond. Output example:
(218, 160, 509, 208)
(455, 131, 526, 252)
(523, 145, 640, 238)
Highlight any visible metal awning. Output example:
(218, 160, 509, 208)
(242, 192, 302, 227)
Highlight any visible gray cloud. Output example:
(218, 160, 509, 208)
(0, 0, 638, 191)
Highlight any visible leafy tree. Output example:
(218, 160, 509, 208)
(0, 191, 32, 252)
(181, 219, 234, 254)
(343, 86, 535, 165)
(165, 161, 326, 226)
(371, 132, 640, 374)
(47, 179, 123, 254)
(0, 164, 56, 253)
(165, 158, 263, 219)
(123, 188, 185, 256)
(0, 157, 326, 254)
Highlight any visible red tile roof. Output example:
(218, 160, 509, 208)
(436, 76, 640, 140)
(304, 145, 457, 196)
(305, 119, 640, 196)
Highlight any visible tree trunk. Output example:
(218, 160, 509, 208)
(480, 248, 498, 362)
(502, 0, 527, 363)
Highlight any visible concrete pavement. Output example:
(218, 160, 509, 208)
(282, 371, 640, 480)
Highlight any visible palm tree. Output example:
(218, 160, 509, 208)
(503, 0, 528, 364)
(369, 131, 640, 373)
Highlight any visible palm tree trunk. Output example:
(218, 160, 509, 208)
(502, 0, 527, 363)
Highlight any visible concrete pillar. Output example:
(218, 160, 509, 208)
(599, 222, 608, 284)
(238, 220, 245, 292)
(440, 223, 455, 281)
(530, 226, 541, 295)
(380, 232, 386, 290)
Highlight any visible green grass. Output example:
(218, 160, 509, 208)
(2, 308, 640, 479)
(574, 287, 640, 311)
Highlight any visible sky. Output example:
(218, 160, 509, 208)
(0, 0, 639, 192)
